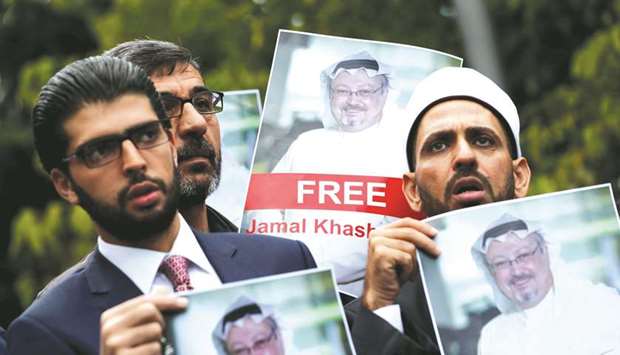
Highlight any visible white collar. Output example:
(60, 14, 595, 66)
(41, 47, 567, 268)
(97, 214, 214, 294)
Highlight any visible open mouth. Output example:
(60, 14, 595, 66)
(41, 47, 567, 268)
(452, 178, 484, 195)
(450, 177, 487, 205)
(126, 181, 161, 208)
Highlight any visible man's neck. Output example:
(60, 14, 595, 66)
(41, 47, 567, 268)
(97, 214, 182, 252)
(179, 203, 209, 233)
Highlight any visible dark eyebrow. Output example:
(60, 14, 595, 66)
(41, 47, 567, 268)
(190, 85, 210, 96)
(159, 85, 209, 99)
(465, 126, 505, 145)
(420, 130, 455, 151)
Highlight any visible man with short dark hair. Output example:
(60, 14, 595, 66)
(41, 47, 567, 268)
(472, 213, 620, 355)
(104, 40, 236, 233)
(346, 67, 532, 354)
(6, 56, 315, 355)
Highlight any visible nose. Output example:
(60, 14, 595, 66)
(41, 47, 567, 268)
(174, 102, 207, 139)
(120, 140, 147, 175)
(452, 137, 477, 172)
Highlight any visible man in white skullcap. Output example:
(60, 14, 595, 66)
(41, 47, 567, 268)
(345, 67, 532, 355)
(472, 213, 620, 355)
(261, 51, 410, 296)
(212, 296, 285, 355)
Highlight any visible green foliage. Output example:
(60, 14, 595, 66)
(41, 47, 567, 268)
(9, 202, 96, 307)
(523, 22, 620, 196)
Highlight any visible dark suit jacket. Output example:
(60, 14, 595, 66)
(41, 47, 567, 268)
(7, 232, 316, 355)
(345, 276, 440, 355)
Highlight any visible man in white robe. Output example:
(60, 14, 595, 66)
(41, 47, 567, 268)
(472, 213, 620, 355)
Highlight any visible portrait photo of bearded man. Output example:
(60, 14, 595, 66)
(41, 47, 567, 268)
(471, 213, 620, 355)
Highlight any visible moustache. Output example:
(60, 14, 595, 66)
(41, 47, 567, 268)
(177, 137, 217, 163)
(341, 103, 366, 112)
(444, 169, 493, 200)
(509, 273, 534, 287)
(119, 171, 167, 204)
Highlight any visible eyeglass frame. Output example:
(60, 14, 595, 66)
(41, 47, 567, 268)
(330, 85, 385, 99)
(160, 88, 224, 119)
(228, 325, 279, 355)
(487, 243, 543, 272)
(61, 119, 172, 169)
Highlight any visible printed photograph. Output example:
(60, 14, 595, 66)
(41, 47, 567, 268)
(242, 30, 462, 296)
(165, 268, 355, 355)
(419, 184, 620, 355)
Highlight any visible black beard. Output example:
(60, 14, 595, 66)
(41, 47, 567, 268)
(176, 136, 221, 207)
(417, 169, 515, 217)
(72, 170, 180, 242)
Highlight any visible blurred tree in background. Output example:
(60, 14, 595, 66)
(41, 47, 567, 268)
(0, 0, 618, 327)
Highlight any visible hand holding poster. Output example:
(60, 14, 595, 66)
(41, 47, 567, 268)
(418, 184, 620, 355)
(243, 30, 462, 295)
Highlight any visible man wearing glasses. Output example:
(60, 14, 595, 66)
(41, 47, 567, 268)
(7, 56, 315, 355)
(105, 40, 236, 234)
(212, 296, 285, 355)
(471, 213, 620, 355)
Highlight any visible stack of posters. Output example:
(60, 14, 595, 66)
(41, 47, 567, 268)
(208, 89, 262, 227)
(241, 30, 463, 296)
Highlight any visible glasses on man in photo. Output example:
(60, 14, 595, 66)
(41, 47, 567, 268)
(62, 120, 171, 168)
(229, 327, 278, 355)
(488, 244, 542, 272)
(160, 89, 224, 118)
(331, 86, 383, 99)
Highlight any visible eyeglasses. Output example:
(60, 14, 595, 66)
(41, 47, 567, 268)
(62, 120, 170, 168)
(160, 89, 224, 118)
(331, 86, 383, 99)
(488, 245, 542, 272)
(229, 328, 278, 355)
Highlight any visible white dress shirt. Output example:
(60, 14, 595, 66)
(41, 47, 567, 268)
(97, 214, 222, 294)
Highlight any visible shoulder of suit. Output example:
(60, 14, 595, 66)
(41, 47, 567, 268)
(35, 251, 93, 300)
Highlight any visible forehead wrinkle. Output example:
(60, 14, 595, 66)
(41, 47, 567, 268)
(151, 66, 205, 98)
(415, 109, 507, 159)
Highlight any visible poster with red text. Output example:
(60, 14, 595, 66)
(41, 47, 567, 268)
(242, 30, 462, 296)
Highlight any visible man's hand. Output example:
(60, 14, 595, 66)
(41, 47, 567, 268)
(100, 292, 188, 355)
(362, 217, 440, 311)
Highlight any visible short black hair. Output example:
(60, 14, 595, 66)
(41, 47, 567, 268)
(103, 39, 200, 76)
(33, 55, 168, 173)
(405, 96, 519, 171)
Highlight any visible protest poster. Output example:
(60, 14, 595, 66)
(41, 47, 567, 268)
(208, 89, 262, 227)
(242, 29, 463, 295)
(164, 268, 355, 355)
(419, 184, 620, 355)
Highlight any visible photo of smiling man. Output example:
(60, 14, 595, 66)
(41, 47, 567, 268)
(417, 185, 620, 355)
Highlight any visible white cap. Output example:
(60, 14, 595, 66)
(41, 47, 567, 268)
(405, 67, 521, 170)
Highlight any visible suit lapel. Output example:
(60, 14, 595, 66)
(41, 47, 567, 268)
(194, 232, 257, 283)
(84, 248, 142, 311)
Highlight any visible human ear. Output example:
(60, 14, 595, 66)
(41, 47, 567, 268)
(402, 172, 423, 212)
(50, 168, 79, 204)
(512, 157, 531, 198)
